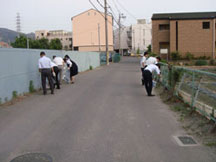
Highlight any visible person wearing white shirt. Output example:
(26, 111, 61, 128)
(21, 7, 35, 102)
(53, 56, 64, 84)
(143, 64, 160, 96)
(51, 61, 60, 89)
(146, 56, 161, 66)
(38, 51, 54, 95)
(140, 52, 149, 85)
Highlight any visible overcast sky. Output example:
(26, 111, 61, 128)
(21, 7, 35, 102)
(0, 0, 215, 33)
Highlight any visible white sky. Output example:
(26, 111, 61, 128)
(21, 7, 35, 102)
(0, 0, 215, 33)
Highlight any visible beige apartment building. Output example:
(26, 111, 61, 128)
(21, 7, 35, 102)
(152, 12, 216, 59)
(35, 30, 72, 50)
(71, 9, 113, 52)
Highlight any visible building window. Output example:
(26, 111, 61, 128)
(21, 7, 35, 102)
(88, 12, 90, 16)
(41, 33, 44, 36)
(159, 24, 170, 30)
(74, 47, 79, 51)
(203, 22, 210, 29)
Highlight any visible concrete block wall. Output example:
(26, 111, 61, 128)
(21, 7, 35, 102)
(0, 48, 100, 103)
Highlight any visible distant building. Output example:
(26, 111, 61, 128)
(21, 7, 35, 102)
(131, 19, 152, 53)
(0, 41, 11, 48)
(152, 12, 216, 59)
(71, 9, 114, 52)
(114, 20, 152, 55)
(114, 26, 132, 55)
(35, 30, 72, 50)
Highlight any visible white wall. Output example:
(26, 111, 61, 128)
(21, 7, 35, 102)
(132, 22, 152, 52)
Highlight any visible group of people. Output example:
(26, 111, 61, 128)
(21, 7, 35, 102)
(38, 51, 78, 95)
(140, 52, 161, 97)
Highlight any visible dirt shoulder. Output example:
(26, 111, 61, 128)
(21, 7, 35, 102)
(156, 85, 216, 148)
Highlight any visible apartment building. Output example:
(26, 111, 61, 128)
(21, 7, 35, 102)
(131, 19, 152, 53)
(35, 30, 72, 50)
(152, 12, 216, 59)
(114, 26, 132, 55)
(71, 9, 113, 52)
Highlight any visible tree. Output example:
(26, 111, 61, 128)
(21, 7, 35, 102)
(11, 35, 28, 48)
(49, 38, 62, 50)
(11, 36, 62, 50)
(38, 38, 50, 49)
(30, 39, 40, 49)
(147, 45, 152, 53)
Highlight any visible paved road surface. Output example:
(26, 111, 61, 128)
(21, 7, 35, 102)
(0, 57, 215, 162)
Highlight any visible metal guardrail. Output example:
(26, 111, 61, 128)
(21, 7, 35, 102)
(159, 63, 216, 122)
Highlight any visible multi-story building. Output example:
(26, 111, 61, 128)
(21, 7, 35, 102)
(35, 30, 72, 50)
(131, 19, 152, 53)
(152, 12, 216, 59)
(114, 20, 152, 55)
(114, 26, 132, 55)
(71, 9, 113, 52)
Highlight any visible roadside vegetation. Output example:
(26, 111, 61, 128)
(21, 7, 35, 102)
(11, 35, 63, 50)
(156, 84, 216, 147)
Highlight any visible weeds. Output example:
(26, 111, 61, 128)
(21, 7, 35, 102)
(12, 91, 18, 98)
(29, 80, 35, 93)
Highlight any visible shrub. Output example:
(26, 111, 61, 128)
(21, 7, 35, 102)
(197, 56, 209, 60)
(149, 52, 157, 57)
(185, 52, 194, 60)
(160, 59, 168, 64)
(136, 48, 140, 54)
(29, 80, 35, 93)
(195, 60, 208, 66)
(89, 65, 93, 70)
(209, 59, 215, 66)
(171, 51, 181, 61)
(12, 91, 18, 98)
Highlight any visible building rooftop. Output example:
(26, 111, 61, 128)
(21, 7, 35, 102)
(152, 12, 216, 20)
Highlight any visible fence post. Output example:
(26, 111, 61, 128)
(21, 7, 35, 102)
(176, 73, 186, 96)
(192, 77, 202, 108)
(191, 71, 196, 109)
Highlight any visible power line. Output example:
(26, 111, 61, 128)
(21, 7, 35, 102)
(89, 0, 119, 29)
(111, 0, 121, 14)
(96, 0, 119, 27)
(115, 0, 137, 21)
(107, 4, 119, 26)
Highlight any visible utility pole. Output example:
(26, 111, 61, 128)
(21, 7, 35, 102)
(98, 23, 101, 52)
(213, 18, 215, 59)
(119, 14, 121, 56)
(104, 0, 109, 65)
(27, 38, 29, 49)
(118, 13, 126, 56)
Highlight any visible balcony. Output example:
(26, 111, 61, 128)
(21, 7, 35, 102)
(127, 31, 132, 38)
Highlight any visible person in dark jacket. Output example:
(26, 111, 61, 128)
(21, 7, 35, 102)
(64, 55, 78, 84)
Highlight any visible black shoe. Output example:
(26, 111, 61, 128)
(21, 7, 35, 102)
(148, 94, 155, 97)
(51, 91, 54, 95)
(43, 92, 47, 95)
(57, 87, 60, 89)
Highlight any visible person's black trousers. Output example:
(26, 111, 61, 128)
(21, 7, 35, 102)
(52, 66, 60, 89)
(141, 68, 144, 85)
(143, 70, 153, 96)
(41, 69, 54, 94)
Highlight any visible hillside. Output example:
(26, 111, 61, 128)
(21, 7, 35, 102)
(0, 28, 35, 44)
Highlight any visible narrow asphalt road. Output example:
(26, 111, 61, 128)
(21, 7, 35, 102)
(0, 57, 215, 162)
